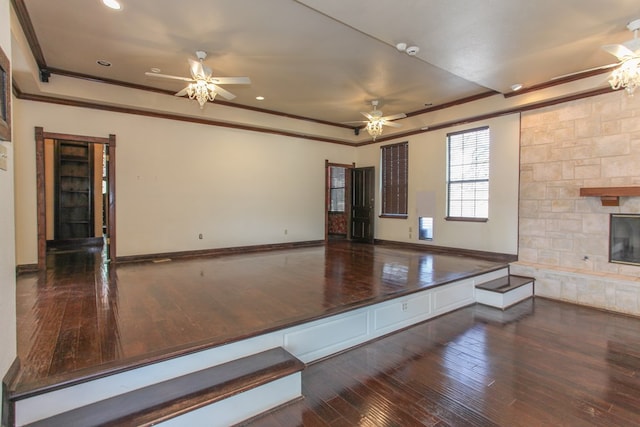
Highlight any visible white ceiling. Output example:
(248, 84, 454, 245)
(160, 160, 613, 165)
(14, 0, 640, 124)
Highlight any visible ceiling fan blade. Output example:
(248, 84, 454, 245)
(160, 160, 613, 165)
(210, 76, 251, 85)
(550, 62, 619, 80)
(380, 113, 407, 121)
(145, 72, 195, 82)
(382, 121, 402, 128)
(189, 58, 206, 80)
(360, 112, 374, 120)
(602, 44, 636, 61)
(208, 83, 236, 100)
(175, 87, 189, 97)
(342, 120, 367, 125)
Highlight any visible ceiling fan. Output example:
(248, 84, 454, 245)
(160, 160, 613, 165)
(145, 51, 251, 108)
(553, 19, 640, 94)
(345, 100, 407, 140)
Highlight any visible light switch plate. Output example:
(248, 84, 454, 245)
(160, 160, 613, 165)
(0, 144, 7, 171)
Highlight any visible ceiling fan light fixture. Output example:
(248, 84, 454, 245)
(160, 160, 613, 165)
(366, 119, 384, 141)
(186, 80, 217, 109)
(609, 57, 640, 95)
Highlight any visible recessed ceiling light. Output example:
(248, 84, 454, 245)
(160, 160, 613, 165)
(102, 0, 122, 10)
(511, 83, 523, 91)
(150, 68, 161, 73)
(256, 96, 265, 101)
(97, 60, 112, 67)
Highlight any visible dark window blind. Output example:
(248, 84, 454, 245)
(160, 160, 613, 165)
(381, 142, 408, 216)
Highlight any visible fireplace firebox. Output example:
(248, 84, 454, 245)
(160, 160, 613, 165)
(610, 214, 640, 266)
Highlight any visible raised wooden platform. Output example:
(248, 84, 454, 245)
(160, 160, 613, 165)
(8, 241, 511, 425)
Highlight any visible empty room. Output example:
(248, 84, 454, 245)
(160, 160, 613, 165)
(2, 1, 640, 426)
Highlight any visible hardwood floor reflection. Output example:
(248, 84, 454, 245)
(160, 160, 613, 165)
(244, 299, 640, 427)
(15, 242, 503, 395)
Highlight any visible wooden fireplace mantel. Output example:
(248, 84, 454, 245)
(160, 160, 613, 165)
(579, 186, 640, 206)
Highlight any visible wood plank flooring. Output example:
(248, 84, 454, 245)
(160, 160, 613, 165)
(14, 241, 503, 396)
(243, 299, 640, 426)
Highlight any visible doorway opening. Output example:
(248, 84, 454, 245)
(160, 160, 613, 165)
(325, 162, 375, 243)
(326, 163, 351, 240)
(36, 127, 116, 269)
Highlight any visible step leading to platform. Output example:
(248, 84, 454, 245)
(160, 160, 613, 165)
(23, 347, 304, 427)
(475, 274, 535, 309)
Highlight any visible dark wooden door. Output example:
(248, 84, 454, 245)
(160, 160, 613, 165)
(351, 167, 375, 242)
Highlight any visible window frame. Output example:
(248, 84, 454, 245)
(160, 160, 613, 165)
(445, 126, 490, 222)
(380, 141, 408, 218)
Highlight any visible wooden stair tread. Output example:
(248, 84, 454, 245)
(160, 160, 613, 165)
(25, 347, 304, 427)
(475, 274, 534, 293)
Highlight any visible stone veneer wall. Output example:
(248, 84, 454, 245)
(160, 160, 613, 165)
(510, 90, 640, 316)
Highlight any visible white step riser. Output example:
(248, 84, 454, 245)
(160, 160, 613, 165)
(476, 282, 534, 309)
(159, 373, 302, 427)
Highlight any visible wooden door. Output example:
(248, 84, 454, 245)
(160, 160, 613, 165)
(351, 167, 375, 242)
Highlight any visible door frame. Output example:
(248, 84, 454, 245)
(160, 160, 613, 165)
(325, 161, 355, 242)
(35, 127, 116, 269)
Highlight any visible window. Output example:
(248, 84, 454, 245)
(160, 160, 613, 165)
(381, 142, 408, 217)
(329, 166, 345, 212)
(446, 127, 490, 220)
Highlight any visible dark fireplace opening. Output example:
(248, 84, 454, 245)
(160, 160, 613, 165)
(610, 214, 640, 266)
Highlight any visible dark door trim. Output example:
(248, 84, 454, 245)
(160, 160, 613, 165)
(35, 127, 116, 269)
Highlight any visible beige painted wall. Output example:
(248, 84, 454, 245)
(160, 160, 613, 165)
(0, 0, 16, 422)
(13, 100, 357, 264)
(356, 113, 521, 255)
(511, 90, 640, 315)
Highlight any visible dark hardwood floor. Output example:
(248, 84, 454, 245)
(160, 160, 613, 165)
(14, 242, 640, 425)
(14, 241, 503, 396)
(243, 298, 640, 427)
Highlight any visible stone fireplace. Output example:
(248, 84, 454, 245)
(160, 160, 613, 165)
(511, 90, 640, 316)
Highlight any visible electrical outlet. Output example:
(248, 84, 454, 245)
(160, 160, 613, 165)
(198, 233, 203, 240)
(402, 302, 408, 312)
(284, 229, 288, 235)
